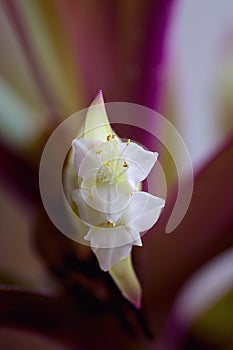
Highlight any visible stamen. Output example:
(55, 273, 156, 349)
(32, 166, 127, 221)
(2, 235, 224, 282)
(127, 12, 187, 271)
(97, 162, 114, 182)
(107, 221, 115, 227)
(117, 166, 129, 179)
(120, 140, 130, 158)
(122, 161, 128, 168)
(114, 138, 130, 172)
(96, 149, 102, 154)
(107, 134, 115, 141)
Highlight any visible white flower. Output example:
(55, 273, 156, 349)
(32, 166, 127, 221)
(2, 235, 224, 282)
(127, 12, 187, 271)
(70, 90, 165, 308)
(72, 137, 165, 271)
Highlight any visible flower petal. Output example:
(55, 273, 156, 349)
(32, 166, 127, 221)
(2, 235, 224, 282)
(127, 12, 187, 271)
(74, 182, 131, 223)
(92, 242, 142, 272)
(92, 245, 132, 271)
(84, 90, 112, 140)
(93, 181, 133, 222)
(73, 138, 122, 181)
(125, 191, 165, 232)
(118, 142, 158, 184)
(72, 189, 104, 226)
(72, 138, 103, 177)
(109, 255, 142, 308)
(85, 226, 142, 249)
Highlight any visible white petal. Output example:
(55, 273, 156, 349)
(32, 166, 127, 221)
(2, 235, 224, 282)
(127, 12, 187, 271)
(118, 142, 158, 184)
(73, 138, 122, 181)
(125, 191, 165, 232)
(84, 90, 112, 140)
(72, 138, 103, 177)
(93, 181, 133, 222)
(72, 189, 105, 226)
(85, 226, 142, 249)
(109, 255, 142, 308)
(92, 244, 132, 271)
(75, 182, 131, 223)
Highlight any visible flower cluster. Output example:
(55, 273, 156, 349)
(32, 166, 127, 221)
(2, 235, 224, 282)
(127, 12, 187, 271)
(71, 91, 165, 307)
(72, 135, 165, 271)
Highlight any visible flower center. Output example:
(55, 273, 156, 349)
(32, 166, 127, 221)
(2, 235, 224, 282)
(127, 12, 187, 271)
(95, 135, 131, 184)
(96, 158, 129, 184)
(98, 220, 119, 228)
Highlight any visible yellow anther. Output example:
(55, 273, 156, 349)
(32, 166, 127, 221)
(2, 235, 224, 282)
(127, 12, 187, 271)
(127, 139, 131, 145)
(122, 161, 128, 168)
(96, 149, 102, 154)
(103, 161, 110, 166)
(107, 134, 115, 141)
(107, 221, 115, 227)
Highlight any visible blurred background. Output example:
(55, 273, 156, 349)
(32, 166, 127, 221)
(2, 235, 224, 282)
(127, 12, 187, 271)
(0, 0, 233, 349)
